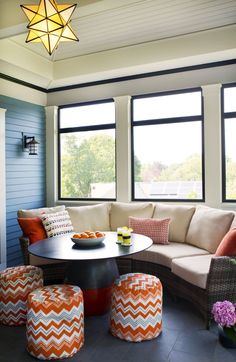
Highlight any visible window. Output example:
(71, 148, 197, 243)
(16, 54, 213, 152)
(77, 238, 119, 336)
(58, 100, 116, 200)
(131, 89, 204, 201)
(222, 84, 236, 201)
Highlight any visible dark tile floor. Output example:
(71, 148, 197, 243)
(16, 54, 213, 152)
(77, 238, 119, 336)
(0, 293, 236, 362)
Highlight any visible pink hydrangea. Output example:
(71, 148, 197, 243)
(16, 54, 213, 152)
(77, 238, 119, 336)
(212, 301, 236, 327)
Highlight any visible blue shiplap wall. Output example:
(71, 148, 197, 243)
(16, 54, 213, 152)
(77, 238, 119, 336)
(0, 95, 46, 266)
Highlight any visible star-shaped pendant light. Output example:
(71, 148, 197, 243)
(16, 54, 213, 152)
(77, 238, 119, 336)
(21, 0, 79, 55)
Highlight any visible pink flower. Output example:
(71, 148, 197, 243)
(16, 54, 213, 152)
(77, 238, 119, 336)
(212, 301, 236, 328)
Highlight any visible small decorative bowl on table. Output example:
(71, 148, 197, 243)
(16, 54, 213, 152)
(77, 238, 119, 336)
(71, 231, 105, 247)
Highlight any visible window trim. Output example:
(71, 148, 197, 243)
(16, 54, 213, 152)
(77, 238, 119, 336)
(58, 98, 116, 201)
(221, 82, 236, 202)
(131, 87, 205, 202)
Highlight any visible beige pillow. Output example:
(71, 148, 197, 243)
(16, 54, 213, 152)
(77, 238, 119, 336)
(153, 203, 195, 243)
(186, 206, 234, 253)
(110, 202, 154, 231)
(17, 205, 65, 218)
(66, 203, 110, 232)
(230, 213, 236, 229)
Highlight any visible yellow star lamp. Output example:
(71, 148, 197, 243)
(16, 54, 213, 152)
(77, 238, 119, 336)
(21, 0, 79, 55)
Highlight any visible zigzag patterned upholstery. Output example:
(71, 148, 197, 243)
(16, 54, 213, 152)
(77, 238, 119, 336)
(110, 273, 162, 342)
(0, 265, 43, 326)
(26, 284, 84, 360)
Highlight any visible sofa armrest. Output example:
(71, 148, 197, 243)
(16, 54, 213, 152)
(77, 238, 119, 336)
(207, 256, 236, 304)
(19, 236, 30, 265)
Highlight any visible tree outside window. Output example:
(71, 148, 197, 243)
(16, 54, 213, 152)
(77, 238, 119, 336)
(58, 101, 116, 200)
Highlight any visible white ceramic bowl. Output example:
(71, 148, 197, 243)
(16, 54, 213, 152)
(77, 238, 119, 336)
(71, 236, 105, 247)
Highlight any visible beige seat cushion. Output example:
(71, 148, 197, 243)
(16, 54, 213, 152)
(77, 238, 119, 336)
(17, 205, 65, 218)
(66, 203, 110, 232)
(186, 206, 234, 253)
(110, 202, 154, 231)
(153, 203, 195, 243)
(171, 254, 213, 289)
(29, 254, 66, 266)
(131, 242, 209, 268)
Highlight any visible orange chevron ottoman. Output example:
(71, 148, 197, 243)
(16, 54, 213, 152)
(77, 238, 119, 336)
(0, 265, 43, 326)
(26, 284, 84, 360)
(110, 273, 162, 342)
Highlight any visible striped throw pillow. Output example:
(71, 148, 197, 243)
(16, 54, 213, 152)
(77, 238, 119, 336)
(129, 217, 170, 244)
(41, 210, 73, 238)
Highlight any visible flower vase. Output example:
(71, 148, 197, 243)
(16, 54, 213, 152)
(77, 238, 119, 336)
(218, 325, 236, 349)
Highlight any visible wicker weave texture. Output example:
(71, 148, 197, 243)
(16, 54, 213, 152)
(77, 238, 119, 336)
(118, 256, 236, 327)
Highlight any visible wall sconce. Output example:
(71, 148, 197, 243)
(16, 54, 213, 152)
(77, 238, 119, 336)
(23, 134, 39, 155)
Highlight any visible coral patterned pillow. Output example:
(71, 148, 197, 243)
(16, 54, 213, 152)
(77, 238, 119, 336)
(18, 217, 47, 244)
(41, 210, 73, 238)
(128, 217, 170, 244)
(215, 228, 236, 256)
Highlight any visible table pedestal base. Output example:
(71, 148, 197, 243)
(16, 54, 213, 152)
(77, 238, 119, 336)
(64, 258, 119, 316)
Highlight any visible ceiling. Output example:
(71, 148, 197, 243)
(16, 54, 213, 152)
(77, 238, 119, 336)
(1, 0, 236, 89)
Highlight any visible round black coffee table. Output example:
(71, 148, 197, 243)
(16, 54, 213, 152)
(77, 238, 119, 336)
(28, 232, 152, 315)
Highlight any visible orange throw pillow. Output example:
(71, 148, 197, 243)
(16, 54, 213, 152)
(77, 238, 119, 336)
(18, 217, 47, 244)
(215, 228, 236, 256)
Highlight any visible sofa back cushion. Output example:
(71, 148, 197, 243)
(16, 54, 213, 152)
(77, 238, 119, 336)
(230, 213, 236, 229)
(153, 203, 195, 243)
(17, 205, 65, 218)
(110, 202, 154, 231)
(66, 203, 110, 232)
(186, 206, 234, 253)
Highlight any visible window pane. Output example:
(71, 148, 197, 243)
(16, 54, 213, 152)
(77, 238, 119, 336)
(60, 102, 115, 128)
(133, 122, 202, 199)
(224, 118, 236, 200)
(224, 87, 236, 112)
(133, 91, 201, 121)
(60, 130, 115, 199)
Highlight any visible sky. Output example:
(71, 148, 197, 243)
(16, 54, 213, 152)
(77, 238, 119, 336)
(225, 118, 236, 162)
(60, 88, 236, 164)
(133, 121, 201, 165)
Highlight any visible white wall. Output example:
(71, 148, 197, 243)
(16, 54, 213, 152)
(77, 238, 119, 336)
(47, 63, 236, 106)
(0, 78, 47, 106)
(1, 62, 236, 210)
(46, 63, 236, 209)
(202, 85, 222, 208)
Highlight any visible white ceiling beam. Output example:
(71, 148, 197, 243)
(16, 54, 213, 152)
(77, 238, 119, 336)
(0, 0, 146, 38)
(52, 25, 236, 87)
(1, 25, 236, 89)
(0, 23, 27, 39)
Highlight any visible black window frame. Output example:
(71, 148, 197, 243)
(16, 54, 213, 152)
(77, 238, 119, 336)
(131, 87, 205, 202)
(58, 98, 116, 201)
(221, 82, 236, 202)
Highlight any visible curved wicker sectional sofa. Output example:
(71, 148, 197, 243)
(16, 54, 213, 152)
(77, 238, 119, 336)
(18, 202, 236, 327)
